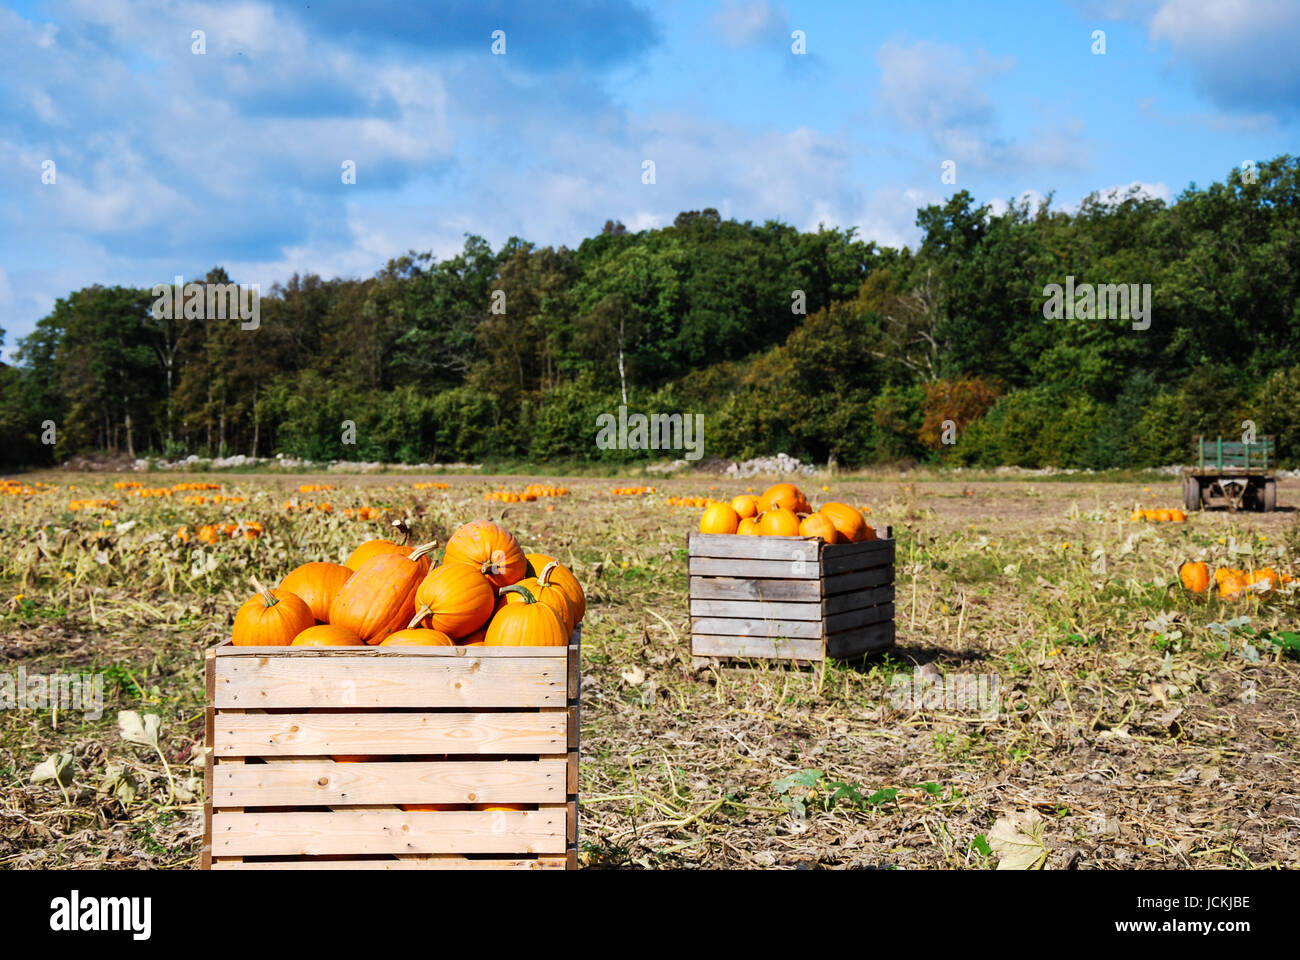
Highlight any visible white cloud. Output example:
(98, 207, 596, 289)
(711, 1, 789, 48)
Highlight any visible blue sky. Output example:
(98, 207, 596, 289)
(1, 0, 1297, 359)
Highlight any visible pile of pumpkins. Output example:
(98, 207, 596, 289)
(231, 519, 585, 647)
(1132, 508, 1187, 523)
(699, 482, 874, 543)
(1179, 560, 1293, 599)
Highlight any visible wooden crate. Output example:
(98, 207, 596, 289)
(202, 630, 580, 870)
(689, 530, 894, 665)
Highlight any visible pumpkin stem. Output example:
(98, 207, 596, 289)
(407, 605, 432, 630)
(537, 560, 559, 587)
(249, 575, 278, 608)
(499, 583, 538, 604)
(407, 540, 439, 562)
(392, 519, 412, 546)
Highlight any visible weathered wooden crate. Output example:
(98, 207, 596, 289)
(202, 629, 580, 870)
(689, 531, 894, 666)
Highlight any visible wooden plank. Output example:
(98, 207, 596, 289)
(691, 634, 824, 661)
(214, 656, 566, 709)
(823, 565, 892, 595)
(690, 575, 821, 602)
(212, 712, 566, 757)
(211, 857, 567, 870)
(822, 538, 893, 563)
(210, 809, 567, 857)
(822, 584, 894, 615)
(212, 759, 568, 807)
(689, 556, 820, 579)
(689, 616, 822, 639)
(689, 533, 823, 565)
(824, 603, 894, 635)
(212, 643, 569, 657)
(825, 620, 895, 659)
(823, 541, 894, 575)
(689, 598, 823, 621)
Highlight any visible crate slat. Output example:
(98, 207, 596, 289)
(212, 759, 568, 807)
(689, 598, 823, 621)
(823, 541, 894, 575)
(690, 616, 823, 639)
(823, 584, 894, 615)
(213, 712, 566, 757)
(824, 602, 894, 634)
(691, 634, 824, 661)
(689, 556, 821, 579)
(824, 565, 892, 595)
(215, 656, 565, 709)
(824, 620, 895, 658)
(210, 810, 566, 857)
(689, 533, 823, 564)
(689, 575, 822, 602)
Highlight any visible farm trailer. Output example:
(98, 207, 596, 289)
(1183, 436, 1278, 512)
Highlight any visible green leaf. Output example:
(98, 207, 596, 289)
(864, 788, 900, 806)
(773, 769, 824, 795)
(971, 834, 992, 856)
(118, 710, 162, 749)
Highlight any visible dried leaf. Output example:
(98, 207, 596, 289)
(31, 752, 75, 787)
(988, 810, 1049, 870)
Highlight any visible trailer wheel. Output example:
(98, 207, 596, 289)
(1183, 476, 1202, 511)
(1263, 479, 1277, 512)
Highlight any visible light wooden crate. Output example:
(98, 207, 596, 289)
(202, 630, 580, 870)
(689, 531, 894, 665)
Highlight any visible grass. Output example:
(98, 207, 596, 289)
(0, 470, 1297, 868)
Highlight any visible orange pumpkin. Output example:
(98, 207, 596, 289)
(737, 516, 760, 535)
(330, 542, 438, 644)
(280, 561, 352, 622)
(502, 571, 574, 631)
(818, 503, 870, 543)
(232, 581, 315, 646)
(758, 506, 801, 537)
(1169, 509, 1187, 523)
(1178, 561, 1210, 593)
(407, 561, 496, 637)
(758, 483, 810, 515)
(381, 628, 454, 646)
(700, 501, 740, 534)
(345, 538, 409, 572)
(524, 554, 585, 623)
(444, 520, 527, 589)
(455, 623, 489, 645)
(485, 585, 569, 646)
(1247, 568, 1280, 591)
(1218, 574, 1246, 600)
(730, 494, 760, 519)
(799, 513, 840, 543)
(292, 624, 364, 646)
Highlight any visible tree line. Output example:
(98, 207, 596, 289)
(3, 155, 1298, 470)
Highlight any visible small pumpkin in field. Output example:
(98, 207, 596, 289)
(280, 561, 352, 622)
(1169, 509, 1187, 523)
(408, 561, 496, 636)
(233, 579, 315, 646)
(1179, 560, 1210, 593)
(292, 624, 364, 646)
(758, 506, 801, 537)
(799, 513, 840, 543)
(485, 584, 569, 646)
(730, 494, 760, 519)
(818, 502, 871, 542)
(330, 542, 439, 644)
(444, 520, 527, 589)
(737, 516, 760, 535)
(524, 554, 585, 623)
(1246, 568, 1280, 591)
(380, 628, 454, 646)
(700, 501, 740, 534)
(1218, 573, 1247, 600)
